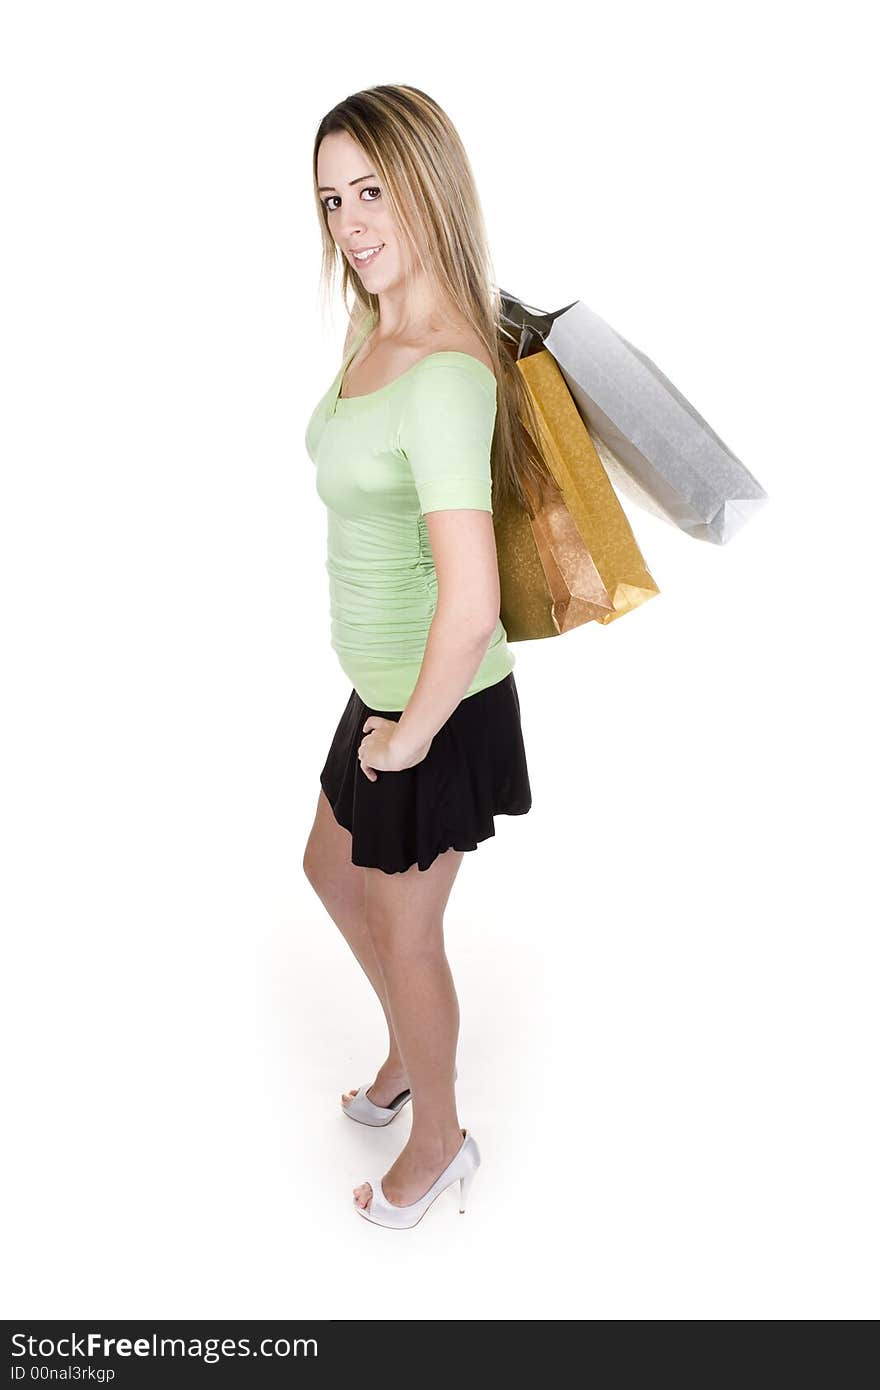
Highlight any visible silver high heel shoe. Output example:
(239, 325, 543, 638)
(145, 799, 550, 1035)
(353, 1129, 481, 1230)
(341, 1066, 457, 1128)
(342, 1083, 412, 1127)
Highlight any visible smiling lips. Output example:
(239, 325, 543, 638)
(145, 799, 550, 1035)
(350, 244, 384, 267)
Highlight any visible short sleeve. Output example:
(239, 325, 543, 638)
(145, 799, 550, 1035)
(397, 358, 497, 514)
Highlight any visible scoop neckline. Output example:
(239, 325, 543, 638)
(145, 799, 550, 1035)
(333, 341, 496, 409)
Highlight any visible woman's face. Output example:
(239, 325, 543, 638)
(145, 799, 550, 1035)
(317, 131, 404, 291)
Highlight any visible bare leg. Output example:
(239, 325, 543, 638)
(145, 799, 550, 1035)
(353, 846, 466, 1212)
(302, 789, 408, 1107)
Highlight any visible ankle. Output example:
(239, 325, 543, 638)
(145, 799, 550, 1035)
(381, 1057, 407, 1077)
(407, 1127, 463, 1162)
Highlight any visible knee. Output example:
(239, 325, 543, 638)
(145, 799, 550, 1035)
(302, 842, 321, 888)
(365, 910, 444, 967)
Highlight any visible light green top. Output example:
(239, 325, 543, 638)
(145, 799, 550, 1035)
(304, 316, 516, 711)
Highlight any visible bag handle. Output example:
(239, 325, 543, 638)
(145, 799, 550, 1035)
(497, 290, 579, 359)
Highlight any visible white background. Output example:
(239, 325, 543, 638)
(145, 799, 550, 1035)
(2, 0, 877, 1320)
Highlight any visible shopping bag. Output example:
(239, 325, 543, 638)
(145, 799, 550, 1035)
(495, 348, 659, 640)
(499, 290, 768, 544)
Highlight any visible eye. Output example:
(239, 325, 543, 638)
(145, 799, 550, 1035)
(322, 186, 382, 213)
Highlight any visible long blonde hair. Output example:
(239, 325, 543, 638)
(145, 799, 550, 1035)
(311, 84, 557, 518)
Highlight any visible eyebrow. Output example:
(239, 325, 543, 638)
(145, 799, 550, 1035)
(317, 173, 378, 193)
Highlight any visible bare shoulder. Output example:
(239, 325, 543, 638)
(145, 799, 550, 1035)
(429, 324, 494, 375)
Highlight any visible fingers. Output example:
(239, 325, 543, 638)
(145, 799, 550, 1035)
(357, 736, 378, 781)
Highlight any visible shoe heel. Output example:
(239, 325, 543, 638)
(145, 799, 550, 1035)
(459, 1166, 477, 1214)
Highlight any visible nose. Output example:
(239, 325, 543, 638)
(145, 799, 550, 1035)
(341, 211, 369, 241)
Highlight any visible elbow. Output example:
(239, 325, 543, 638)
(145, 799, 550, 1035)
(465, 617, 499, 654)
(435, 598, 499, 646)
(474, 610, 500, 643)
(463, 607, 501, 646)
(473, 591, 501, 642)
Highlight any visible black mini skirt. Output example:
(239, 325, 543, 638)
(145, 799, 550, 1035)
(319, 672, 533, 875)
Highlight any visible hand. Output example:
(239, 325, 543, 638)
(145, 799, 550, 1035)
(357, 717, 432, 781)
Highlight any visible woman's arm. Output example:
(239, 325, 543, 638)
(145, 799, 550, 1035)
(363, 355, 499, 767)
(392, 508, 501, 763)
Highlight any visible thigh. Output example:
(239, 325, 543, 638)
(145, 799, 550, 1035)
(303, 788, 365, 912)
(363, 847, 465, 953)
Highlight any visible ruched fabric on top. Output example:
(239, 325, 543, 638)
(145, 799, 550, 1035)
(304, 317, 515, 711)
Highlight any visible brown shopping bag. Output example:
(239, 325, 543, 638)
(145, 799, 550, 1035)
(495, 348, 659, 641)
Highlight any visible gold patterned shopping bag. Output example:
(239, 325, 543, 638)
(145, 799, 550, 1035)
(494, 348, 659, 641)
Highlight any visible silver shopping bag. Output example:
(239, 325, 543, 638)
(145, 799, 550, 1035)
(499, 290, 768, 544)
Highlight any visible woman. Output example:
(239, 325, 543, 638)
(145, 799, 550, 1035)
(302, 85, 556, 1230)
